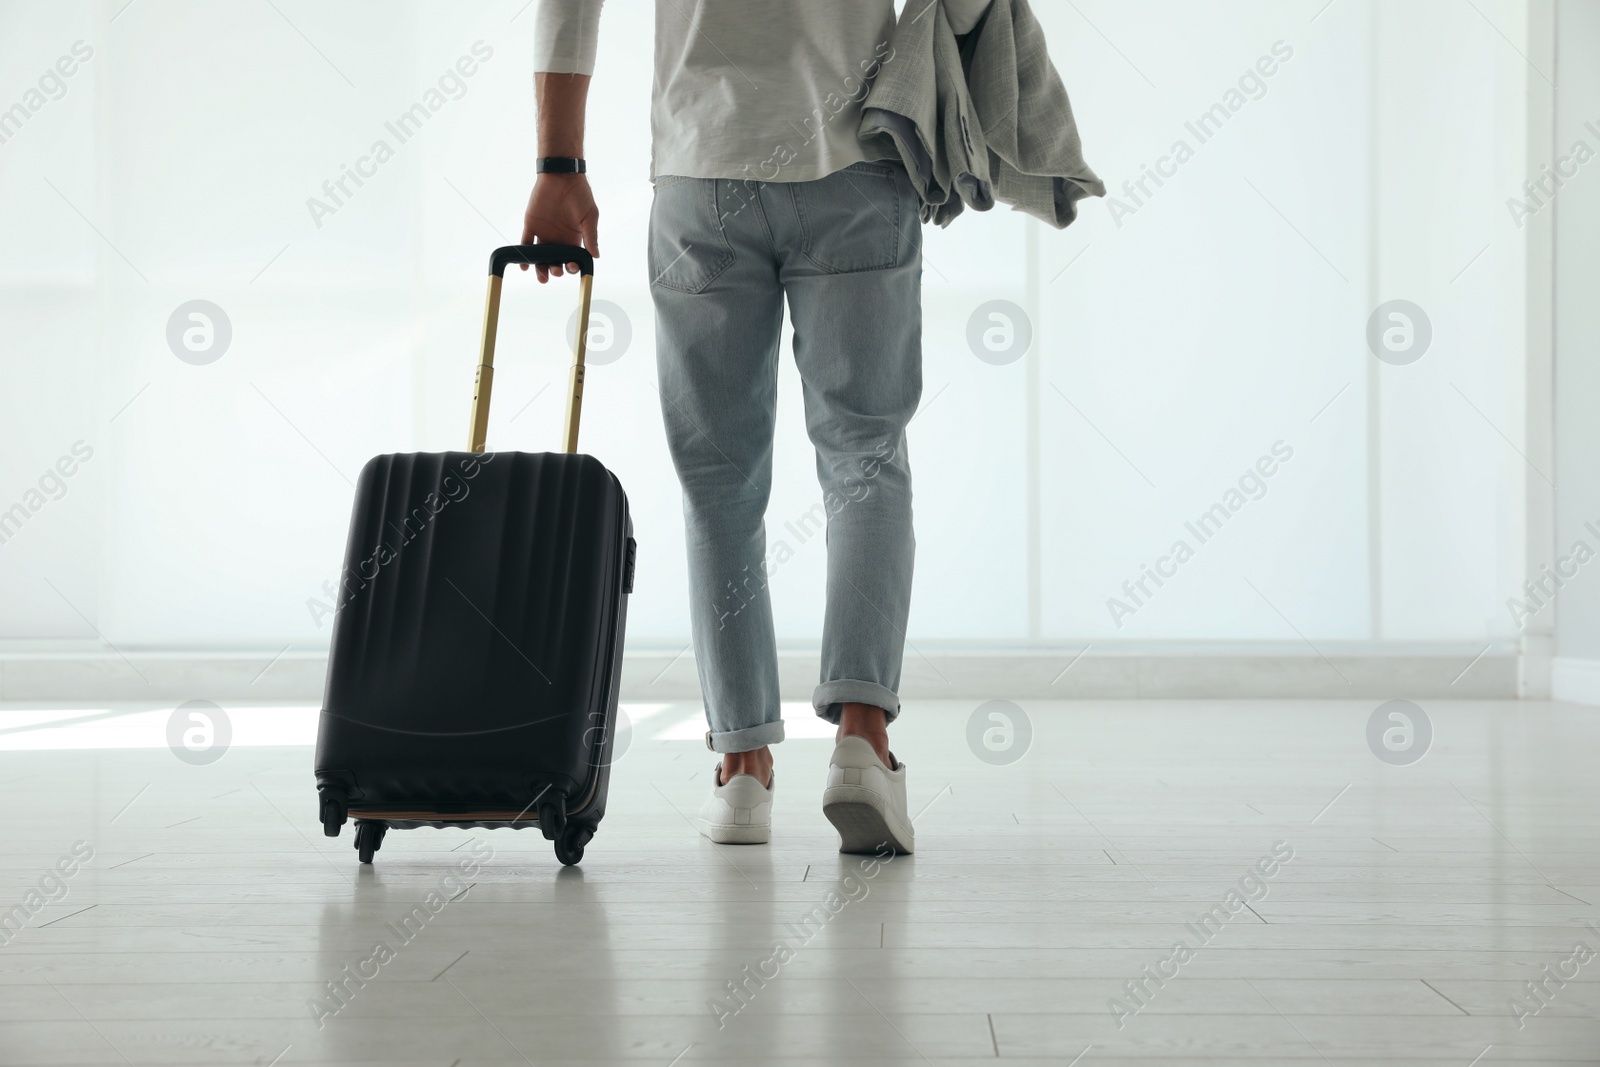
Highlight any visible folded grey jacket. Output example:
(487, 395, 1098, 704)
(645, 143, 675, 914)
(859, 0, 1104, 228)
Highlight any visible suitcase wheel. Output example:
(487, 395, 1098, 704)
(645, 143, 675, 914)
(554, 824, 592, 867)
(320, 793, 347, 838)
(354, 820, 387, 864)
(538, 799, 567, 842)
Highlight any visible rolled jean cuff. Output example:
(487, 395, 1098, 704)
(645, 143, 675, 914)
(812, 680, 902, 725)
(706, 718, 786, 754)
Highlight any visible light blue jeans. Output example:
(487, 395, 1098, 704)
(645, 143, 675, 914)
(648, 161, 923, 754)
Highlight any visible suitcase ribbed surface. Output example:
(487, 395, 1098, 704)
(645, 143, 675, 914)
(315, 450, 630, 811)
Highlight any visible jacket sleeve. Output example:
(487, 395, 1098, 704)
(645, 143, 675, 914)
(942, 0, 993, 35)
(534, 0, 605, 75)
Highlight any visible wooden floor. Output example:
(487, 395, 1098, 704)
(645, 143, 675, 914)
(1, 698, 1597, 1065)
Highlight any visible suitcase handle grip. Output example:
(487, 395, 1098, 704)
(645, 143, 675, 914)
(468, 246, 596, 455)
(489, 243, 594, 277)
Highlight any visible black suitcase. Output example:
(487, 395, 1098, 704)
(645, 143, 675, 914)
(314, 244, 634, 867)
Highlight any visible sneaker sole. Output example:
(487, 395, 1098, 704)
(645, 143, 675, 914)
(823, 791, 914, 856)
(697, 819, 771, 845)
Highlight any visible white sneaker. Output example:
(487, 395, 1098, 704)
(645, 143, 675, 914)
(822, 735, 914, 855)
(696, 765, 773, 844)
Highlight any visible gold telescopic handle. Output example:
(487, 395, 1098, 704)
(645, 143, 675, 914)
(561, 274, 594, 454)
(467, 270, 594, 455)
(467, 274, 502, 454)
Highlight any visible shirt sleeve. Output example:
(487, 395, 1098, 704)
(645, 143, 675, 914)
(533, 0, 605, 75)
(942, 0, 992, 35)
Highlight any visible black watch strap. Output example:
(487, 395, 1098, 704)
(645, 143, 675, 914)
(537, 156, 587, 174)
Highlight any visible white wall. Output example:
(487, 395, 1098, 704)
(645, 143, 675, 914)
(0, 0, 1541, 657)
(1550, 0, 1600, 703)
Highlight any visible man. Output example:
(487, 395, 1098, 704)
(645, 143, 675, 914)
(526, 0, 992, 854)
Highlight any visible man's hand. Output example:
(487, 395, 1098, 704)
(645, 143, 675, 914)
(523, 72, 595, 283)
(521, 173, 599, 283)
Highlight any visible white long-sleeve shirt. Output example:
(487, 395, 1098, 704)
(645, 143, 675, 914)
(534, 0, 992, 182)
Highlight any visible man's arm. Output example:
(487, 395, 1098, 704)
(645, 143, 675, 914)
(522, 73, 596, 281)
(523, 0, 604, 282)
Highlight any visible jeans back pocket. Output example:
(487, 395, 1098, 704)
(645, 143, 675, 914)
(790, 162, 905, 274)
(649, 177, 736, 294)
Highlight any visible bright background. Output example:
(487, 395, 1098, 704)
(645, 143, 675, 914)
(0, 0, 1564, 663)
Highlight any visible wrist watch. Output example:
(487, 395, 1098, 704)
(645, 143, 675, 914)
(537, 157, 587, 174)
